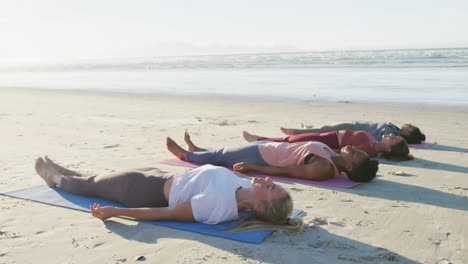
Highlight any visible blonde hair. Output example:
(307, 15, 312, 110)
(228, 193, 303, 233)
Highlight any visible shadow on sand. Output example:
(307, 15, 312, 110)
(426, 144, 468, 153)
(336, 178, 467, 212)
(379, 157, 468, 175)
(104, 221, 417, 263)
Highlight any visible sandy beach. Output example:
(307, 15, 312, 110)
(0, 87, 467, 264)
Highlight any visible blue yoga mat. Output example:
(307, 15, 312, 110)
(1, 185, 303, 244)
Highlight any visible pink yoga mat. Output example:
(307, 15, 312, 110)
(161, 159, 360, 188)
(408, 141, 436, 149)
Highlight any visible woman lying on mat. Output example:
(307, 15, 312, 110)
(166, 131, 379, 183)
(34, 156, 303, 232)
(242, 130, 413, 161)
(281, 122, 426, 144)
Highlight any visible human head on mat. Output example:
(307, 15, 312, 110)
(399, 123, 426, 144)
(166, 131, 379, 183)
(34, 156, 303, 232)
(242, 130, 413, 162)
(280, 121, 426, 144)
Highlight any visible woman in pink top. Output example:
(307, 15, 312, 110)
(242, 130, 412, 161)
(167, 131, 379, 183)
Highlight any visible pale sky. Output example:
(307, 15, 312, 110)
(1, 0, 467, 64)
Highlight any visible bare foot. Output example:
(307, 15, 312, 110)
(280, 127, 296, 135)
(300, 123, 314, 129)
(166, 137, 188, 160)
(44, 156, 81, 176)
(242, 131, 261, 142)
(184, 131, 205, 152)
(35, 158, 60, 187)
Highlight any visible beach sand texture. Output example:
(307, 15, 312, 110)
(0, 88, 467, 264)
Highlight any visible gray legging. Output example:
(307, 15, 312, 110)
(59, 170, 171, 208)
(186, 141, 270, 167)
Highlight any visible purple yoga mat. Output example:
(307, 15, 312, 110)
(160, 159, 360, 188)
(408, 141, 436, 149)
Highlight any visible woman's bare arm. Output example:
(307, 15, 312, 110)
(233, 160, 335, 181)
(234, 163, 293, 177)
(90, 202, 195, 222)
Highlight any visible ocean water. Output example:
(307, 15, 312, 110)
(1, 48, 467, 105)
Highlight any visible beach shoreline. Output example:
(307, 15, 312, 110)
(1, 60, 468, 107)
(3, 86, 468, 110)
(0, 88, 467, 263)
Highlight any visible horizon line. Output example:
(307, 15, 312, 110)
(1, 46, 467, 68)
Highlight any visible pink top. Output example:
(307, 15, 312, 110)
(338, 130, 377, 157)
(258, 141, 340, 177)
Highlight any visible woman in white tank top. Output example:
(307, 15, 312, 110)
(34, 156, 303, 233)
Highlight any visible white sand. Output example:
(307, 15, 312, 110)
(0, 88, 467, 264)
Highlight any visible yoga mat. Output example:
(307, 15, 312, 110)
(409, 141, 436, 149)
(161, 159, 360, 188)
(1, 185, 303, 244)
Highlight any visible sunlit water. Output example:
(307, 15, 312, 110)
(1, 48, 467, 105)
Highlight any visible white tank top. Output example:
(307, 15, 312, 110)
(169, 164, 252, 224)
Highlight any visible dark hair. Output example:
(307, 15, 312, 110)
(347, 158, 379, 182)
(383, 137, 414, 161)
(400, 126, 426, 144)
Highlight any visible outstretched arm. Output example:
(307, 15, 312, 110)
(90, 202, 195, 222)
(234, 163, 295, 177)
(233, 161, 334, 181)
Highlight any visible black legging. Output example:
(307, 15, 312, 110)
(59, 170, 171, 208)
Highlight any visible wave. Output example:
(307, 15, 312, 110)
(2, 48, 468, 72)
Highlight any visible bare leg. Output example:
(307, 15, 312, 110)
(44, 156, 82, 176)
(127, 167, 160, 172)
(242, 131, 261, 142)
(35, 158, 64, 187)
(280, 127, 297, 135)
(166, 137, 188, 160)
(184, 131, 206, 152)
(300, 123, 314, 128)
